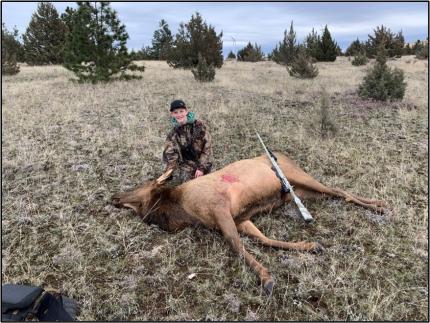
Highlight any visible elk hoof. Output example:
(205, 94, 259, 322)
(311, 242, 325, 254)
(263, 279, 275, 296)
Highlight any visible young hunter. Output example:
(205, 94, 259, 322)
(162, 99, 214, 184)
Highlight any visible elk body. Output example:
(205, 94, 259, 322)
(111, 152, 387, 295)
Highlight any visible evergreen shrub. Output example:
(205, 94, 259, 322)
(351, 52, 369, 66)
(358, 46, 406, 101)
(288, 49, 318, 78)
(191, 53, 215, 82)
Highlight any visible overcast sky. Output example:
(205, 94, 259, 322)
(2, 1, 428, 55)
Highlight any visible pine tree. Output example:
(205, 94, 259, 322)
(61, 6, 76, 33)
(412, 39, 423, 54)
(167, 12, 223, 69)
(288, 47, 318, 78)
(304, 28, 320, 60)
(351, 52, 368, 66)
(151, 19, 173, 60)
(392, 30, 405, 57)
(2, 24, 21, 75)
(415, 41, 428, 59)
(335, 44, 343, 56)
(365, 25, 403, 58)
(2, 24, 24, 61)
(227, 50, 236, 59)
(283, 21, 298, 64)
(316, 25, 337, 61)
(237, 42, 264, 62)
(63, 2, 144, 83)
(345, 38, 365, 56)
(403, 43, 412, 55)
(191, 53, 215, 82)
(358, 45, 406, 101)
(22, 2, 67, 65)
(270, 21, 298, 65)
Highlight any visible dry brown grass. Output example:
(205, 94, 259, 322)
(2, 56, 428, 320)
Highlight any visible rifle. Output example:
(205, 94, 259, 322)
(256, 131, 314, 222)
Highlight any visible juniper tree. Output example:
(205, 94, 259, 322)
(392, 30, 405, 57)
(413, 39, 428, 59)
(358, 45, 406, 101)
(237, 42, 264, 62)
(63, 2, 144, 83)
(403, 43, 413, 55)
(365, 25, 404, 58)
(304, 28, 320, 61)
(22, 2, 67, 65)
(288, 47, 318, 78)
(2, 24, 21, 75)
(351, 52, 368, 66)
(151, 19, 173, 60)
(2, 24, 24, 62)
(345, 38, 365, 56)
(168, 12, 223, 69)
(227, 50, 236, 59)
(61, 6, 76, 33)
(316, 25, 338, 61)
(271, 21, 298, 65)
(191, 53, 215, 82)
(412, 40, 423, 54)
(416, 44, 428, 59)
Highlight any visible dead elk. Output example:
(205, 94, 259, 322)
(111, 152, 388, 295)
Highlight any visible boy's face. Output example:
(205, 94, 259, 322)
(170, 108, 188, 125)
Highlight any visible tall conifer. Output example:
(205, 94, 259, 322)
(167, 12, 223, 69)
(236, 42, 264, 62)
(304, 28, 320, 60)
(23, 2, 67, 65)
(2, 24, 21, 75)
(317, 25, 337, 61)
(63, 2, 144, 83)
(270, 21, 299, 65)
(151, 19, 173, 60)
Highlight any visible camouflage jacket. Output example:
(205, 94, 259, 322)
(162, 115, 214, 175)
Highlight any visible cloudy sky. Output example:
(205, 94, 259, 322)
(2, 1, 428, 55)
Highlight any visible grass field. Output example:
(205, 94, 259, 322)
(2, 56, 428, 320)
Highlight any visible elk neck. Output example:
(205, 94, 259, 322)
(143, 185, 192, 232)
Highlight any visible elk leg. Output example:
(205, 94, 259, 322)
(292, 182, 387, 213)
(293, 185, 387, 213)
(343, 191, 388, 207)
(237, 220, 323, 252)
(329, 187, 387, 212)
(213, 209, 275, 295)
(275, 153, 388, 212)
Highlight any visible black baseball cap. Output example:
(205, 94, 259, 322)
(170, 99, 187, 112)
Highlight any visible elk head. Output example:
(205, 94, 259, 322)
(111, 169, 173, 217)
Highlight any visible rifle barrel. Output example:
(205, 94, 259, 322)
(255, 131, 314, 222)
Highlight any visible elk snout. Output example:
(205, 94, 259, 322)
(111, 196, 122, 208)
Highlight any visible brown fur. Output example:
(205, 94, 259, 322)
(111, 152, 388, 295)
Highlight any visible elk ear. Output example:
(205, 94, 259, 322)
(123, 202, 141, 213)
(156, 169, 173, 185)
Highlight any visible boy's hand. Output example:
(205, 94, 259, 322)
(195, 169, 204, 178)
